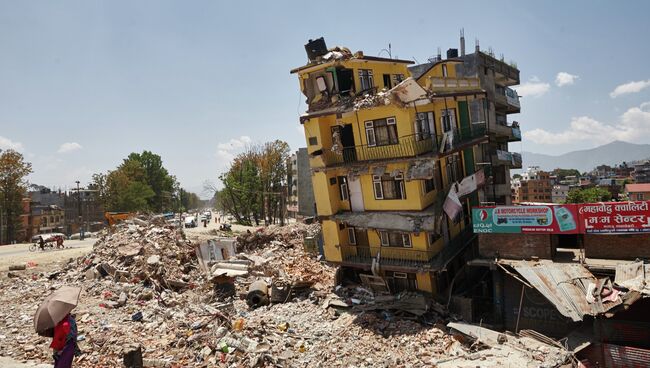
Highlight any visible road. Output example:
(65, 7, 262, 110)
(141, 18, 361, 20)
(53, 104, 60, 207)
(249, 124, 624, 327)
(0, 238, 96, 271)
(0, 357, 50, 368)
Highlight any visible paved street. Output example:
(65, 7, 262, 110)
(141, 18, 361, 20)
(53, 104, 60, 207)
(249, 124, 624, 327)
(0, 238, 96, 271)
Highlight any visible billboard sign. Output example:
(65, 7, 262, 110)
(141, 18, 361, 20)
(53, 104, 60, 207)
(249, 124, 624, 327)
(579, 201, 650, 233)
(472, 205, 579, 234)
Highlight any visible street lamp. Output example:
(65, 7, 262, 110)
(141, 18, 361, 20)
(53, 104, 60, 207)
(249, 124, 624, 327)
(75, 180, 84, 240)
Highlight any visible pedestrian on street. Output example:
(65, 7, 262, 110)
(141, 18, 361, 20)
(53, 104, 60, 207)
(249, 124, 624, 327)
(38, 236, 46, 251)
(50, 313, 81, 368)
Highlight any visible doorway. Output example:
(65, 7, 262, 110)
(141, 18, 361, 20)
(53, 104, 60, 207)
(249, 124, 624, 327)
(340, 124, 357, 163)
(348, 177, 364, 212)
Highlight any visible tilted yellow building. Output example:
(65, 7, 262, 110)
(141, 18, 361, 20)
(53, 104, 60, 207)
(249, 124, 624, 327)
(291, 37, 520, 296)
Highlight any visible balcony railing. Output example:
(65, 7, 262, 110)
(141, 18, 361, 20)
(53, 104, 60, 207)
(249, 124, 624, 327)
(340, 245, 436, 268)
(495, 86, 520, 111)
(494, 150, 522, 169)
(429, 77, 481, 93)
(322, 133, 436, 166)
(436, 124, 487, 154)
(320, 125, 487, 167)
(492, 122, 521, 141)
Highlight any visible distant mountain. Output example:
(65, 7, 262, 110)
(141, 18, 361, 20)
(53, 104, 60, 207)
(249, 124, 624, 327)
(520, 141, 650, 173)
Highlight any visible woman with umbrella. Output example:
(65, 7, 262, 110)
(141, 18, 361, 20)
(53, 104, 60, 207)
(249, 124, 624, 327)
(34, 286, 82, 368)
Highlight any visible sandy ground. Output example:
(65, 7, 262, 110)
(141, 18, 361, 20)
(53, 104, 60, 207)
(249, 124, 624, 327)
(0, 239, 96, 272)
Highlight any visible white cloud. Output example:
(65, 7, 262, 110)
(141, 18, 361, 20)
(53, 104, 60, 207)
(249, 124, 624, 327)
(57, 142, 83, 153)
(555, 72, 578, 87)
(524, 102, 650, 145)
(216, 136, 251, 151)
(610, 79, 650, 98)
(215, 135, 253, 169)
(516, 76, 550, 98)
(0, 136, 24, 152)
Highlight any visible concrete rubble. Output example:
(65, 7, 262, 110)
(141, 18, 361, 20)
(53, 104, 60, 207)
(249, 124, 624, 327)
(0, 216, 569, 367)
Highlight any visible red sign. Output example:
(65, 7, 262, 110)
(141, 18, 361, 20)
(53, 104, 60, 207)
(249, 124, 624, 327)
(578, 201, 650, 233)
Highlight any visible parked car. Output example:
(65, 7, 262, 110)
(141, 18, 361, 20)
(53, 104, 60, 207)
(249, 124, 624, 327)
(184, 216, 197, 228)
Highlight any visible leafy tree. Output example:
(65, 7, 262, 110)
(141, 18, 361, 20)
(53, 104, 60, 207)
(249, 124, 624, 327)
(91, 151, 178, 213)
(565, 187, 612, 203)
(0, 150, 33, 243)
(512, 173, 522, 180)
(179, 188, 201, 210)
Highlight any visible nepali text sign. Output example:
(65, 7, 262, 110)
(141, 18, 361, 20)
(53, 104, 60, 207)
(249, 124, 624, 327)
(472, 205, 579, 234)
(579, 201, 650, 233)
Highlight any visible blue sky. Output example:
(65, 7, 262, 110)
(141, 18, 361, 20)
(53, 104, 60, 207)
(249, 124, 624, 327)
(1, 1, 649, 196)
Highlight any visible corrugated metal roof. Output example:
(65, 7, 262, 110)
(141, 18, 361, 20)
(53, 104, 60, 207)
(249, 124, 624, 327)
(615, 261, 650, 295)
(501, 260, 622, 322)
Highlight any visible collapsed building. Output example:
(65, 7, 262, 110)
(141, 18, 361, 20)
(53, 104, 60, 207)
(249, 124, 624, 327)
(463, 201, 650, 366)
(290, 34, 521, 297)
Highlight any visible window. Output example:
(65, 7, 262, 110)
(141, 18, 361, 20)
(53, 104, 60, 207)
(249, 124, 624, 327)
(442, 64, 448, 77)
(365, 118, 398, 147)
(441, 109, 456, 132)
(348, 227, 357, 245)
(422, 178, 435, 194)
(373, 173, 405, 200)
(415, 112, 434, 141)
(393, 74, 404, 85)
(329, 177, 337, 185)
(637, 193, 645, 201)
(428, 232, 440, 246)
(445, 154, 462, 185)
(469, 100, 486, 125)
(358, 69, 374, 91)
(308, 137, 318, 146)
(379, 231, 412, 247)
(383, 74, 392, 89)
(338, 176, 349, 201)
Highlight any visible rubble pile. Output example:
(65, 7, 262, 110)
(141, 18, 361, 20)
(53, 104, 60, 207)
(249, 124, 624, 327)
(0, 220, 509, 367)
(80, 217, 201, 293)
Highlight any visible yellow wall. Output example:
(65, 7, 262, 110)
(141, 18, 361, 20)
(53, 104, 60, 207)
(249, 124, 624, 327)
(321, 220, 343, 262)
(416, 272, 434, 294)
(312, 170, 351, 216)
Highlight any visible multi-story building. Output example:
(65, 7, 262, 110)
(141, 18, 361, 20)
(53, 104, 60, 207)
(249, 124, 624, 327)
(30, 204, 65, 235)
(551, 184, 569, 203)
(291, 36, 520, 296)
(633, 161, 650, 183)
(287, 148, 316, 218)
(512, 167, 552, 203)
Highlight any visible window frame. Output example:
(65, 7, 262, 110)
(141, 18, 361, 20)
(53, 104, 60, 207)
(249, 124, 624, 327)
(366, 118, 398, 147)
(338, 176, 349, 201)
(358, 69, 374, 91)
(348, 227, 357, 245)
(379, 231, 412, 247)
(373, 173, 405, 200)
(422, 178, 435, 194)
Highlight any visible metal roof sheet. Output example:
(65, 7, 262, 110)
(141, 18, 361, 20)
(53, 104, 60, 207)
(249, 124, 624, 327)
(501, 260, 622, 322)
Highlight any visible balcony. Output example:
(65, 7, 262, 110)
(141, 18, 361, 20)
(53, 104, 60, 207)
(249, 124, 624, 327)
(320, 125, 488, 167)
(428, 77, 481, 94)
(321, 133, 436, 166)
(494, 86, 520, 113)
(340, 245, 436, 269)
(493, 150, 522, 169)
(491, 122, 521, 142)
(339, 228, 476, 271)
(436, 124, 488, 155)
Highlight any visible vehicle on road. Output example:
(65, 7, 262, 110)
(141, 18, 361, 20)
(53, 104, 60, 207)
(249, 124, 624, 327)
(184, 216, 197, 228)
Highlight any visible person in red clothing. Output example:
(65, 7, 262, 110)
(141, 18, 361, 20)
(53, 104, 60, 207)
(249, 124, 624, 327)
(50, 314, 80, 368)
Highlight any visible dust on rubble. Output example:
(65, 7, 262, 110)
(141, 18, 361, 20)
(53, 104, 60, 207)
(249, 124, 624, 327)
(0, 216, 467, 367)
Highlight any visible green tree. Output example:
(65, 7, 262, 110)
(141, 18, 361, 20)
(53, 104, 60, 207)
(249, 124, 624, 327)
(0, 150, 33, 243)
(123, 151, 176, 212)
(565, 187, 612, 203)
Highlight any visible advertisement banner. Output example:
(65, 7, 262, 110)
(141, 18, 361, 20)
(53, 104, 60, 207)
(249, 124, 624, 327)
(472, 205, 579, 234)
(578, 201, 650, 233)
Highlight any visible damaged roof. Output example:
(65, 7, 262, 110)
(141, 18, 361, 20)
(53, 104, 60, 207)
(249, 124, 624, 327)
(500, 260, 626, 322)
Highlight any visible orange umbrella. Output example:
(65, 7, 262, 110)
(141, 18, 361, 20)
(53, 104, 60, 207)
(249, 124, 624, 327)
(34, 286, 81, 336)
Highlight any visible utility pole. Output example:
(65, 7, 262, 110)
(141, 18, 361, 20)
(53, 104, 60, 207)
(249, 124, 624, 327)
(76, 180, 84, 240)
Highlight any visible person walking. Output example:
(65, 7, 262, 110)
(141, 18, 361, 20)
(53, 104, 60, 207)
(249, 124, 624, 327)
(50, 313, 81, 368)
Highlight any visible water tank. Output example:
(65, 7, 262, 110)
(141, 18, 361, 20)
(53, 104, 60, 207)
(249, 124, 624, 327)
(305, 38, 328, 61)
(447, 48, 459, 59)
